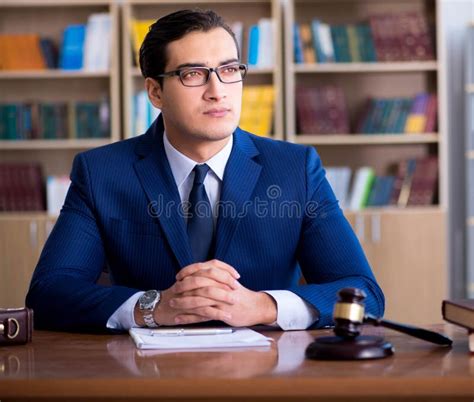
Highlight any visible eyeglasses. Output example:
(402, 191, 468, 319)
(156, 63, 248, 87)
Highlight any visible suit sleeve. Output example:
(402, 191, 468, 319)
(288, 146, 385, 328)
(25, 153, 139, 332)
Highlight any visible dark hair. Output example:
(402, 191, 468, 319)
(139, 9, 239, 86)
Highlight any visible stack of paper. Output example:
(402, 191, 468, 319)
(129, 328, 272, 350)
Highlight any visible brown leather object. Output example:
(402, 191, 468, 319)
(0, 308, 33, 346)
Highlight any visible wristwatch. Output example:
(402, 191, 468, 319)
(138, 290, 161, 328)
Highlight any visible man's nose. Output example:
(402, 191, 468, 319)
(204, 71, 226, 101)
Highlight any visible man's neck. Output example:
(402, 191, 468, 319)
(165, 134, 231, 163)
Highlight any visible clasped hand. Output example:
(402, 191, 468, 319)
(153, 259, 277, 327)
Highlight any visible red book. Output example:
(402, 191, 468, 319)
(424, 94, 438, 132)
(407, 156, 438, 206)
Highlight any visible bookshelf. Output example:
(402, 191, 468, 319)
(0, 0, 120, 163)
(466, 22, 474, 299)
(121, 0, 283, 140)
(0, 0, 120, 307)
(283, 0, 448, 324)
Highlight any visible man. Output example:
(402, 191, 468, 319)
(26, 10, 384, 332)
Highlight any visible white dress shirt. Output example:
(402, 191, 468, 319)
(107, 132, 319, 330)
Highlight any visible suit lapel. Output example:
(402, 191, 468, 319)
(214, 129, 262, 260)
(133, 117, 194, 268)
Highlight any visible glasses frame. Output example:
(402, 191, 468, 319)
(156, 63, 248, 87)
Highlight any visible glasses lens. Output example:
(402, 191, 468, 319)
(179, 68, 209, 87)
(217, 64, 246, 83)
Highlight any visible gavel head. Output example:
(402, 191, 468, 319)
(333, 288, 366, 339)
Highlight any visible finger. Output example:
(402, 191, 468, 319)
(170, 289, 235, 309)
(189, 267, 239, 290)
(174, 275, 234, 294)
(176, 259, 240, 281)
(174, 314, 211, 325)
(177, 306, 232, 323)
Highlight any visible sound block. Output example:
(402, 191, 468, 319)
(305, 335, 394, 360)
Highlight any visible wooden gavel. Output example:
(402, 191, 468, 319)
(306, 288, 452, 360)
(333, 287, 452, 346)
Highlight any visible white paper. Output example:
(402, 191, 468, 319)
(129, 328, 272, 350)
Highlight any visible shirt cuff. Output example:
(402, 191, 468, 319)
(106, 291, 144, 330)
(263, 290, 319, 330)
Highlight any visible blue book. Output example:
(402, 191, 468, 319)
(310, 20, 325, 62)
(247, 25, 259, 66)
(60, 24, 86, 70)
(293, 24, 304, 64)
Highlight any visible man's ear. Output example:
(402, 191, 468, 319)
(145, 78, 163, 109)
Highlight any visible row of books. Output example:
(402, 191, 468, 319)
(0, 163, 45, 211)
(357, 93, 437, 134)
(326, 156, 438, 210)
(0, 100, 110, 140)
(0, 34, 55, 70)
(130, 19, 274, 69)
(239, 85, 274, 136)
(0, 13, 111, 71)
(294, 12, 435, 64)
(0, 163, 71, 213)
(131, 86, 274, 138)
(61, 13, 112, 71)
(296, 87, 437, 135)
(132, 91, 161, 137)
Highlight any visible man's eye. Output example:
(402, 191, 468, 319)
(222, 66, 238, 73)
(182, 69, 204, 79)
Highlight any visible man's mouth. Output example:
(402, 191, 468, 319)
(203, 108, 231, 118)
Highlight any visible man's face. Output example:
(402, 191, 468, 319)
(152, 28, 242, 143)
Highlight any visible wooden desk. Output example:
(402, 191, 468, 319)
(0, 324, 472, 401)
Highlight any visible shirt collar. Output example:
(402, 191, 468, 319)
(163, 131, 233, 187)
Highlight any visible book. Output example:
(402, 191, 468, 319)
(247, 24, 259, 66)
(442, 299, 474, 330)
(295, 86, 349, 134)
(60, 24, 86, 70)
(300, 23, 316, 63)
(293, 23, 304, 64)
(0, 163, 45, 211)
(325, 166, 351, 209)
(348, 167, 376, 210)
(0, 34, 46, 70)
(46, 175, 70, 215)
(83, 13, 112, 71)
(407, 156, 438, 206)
(239, 85, 274, 136)
(131, 19, 154, 66)
(442, 299, 474, 352)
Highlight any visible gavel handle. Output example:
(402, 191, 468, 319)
(364, 314, 453, 346)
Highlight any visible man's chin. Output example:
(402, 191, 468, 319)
(193, 123, 237, 142)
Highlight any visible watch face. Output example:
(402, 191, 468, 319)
(141, 290, 158, 309)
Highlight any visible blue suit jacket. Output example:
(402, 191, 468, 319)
(26, 116, 384, 331)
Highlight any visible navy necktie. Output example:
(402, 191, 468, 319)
(187, 164, 214, 262)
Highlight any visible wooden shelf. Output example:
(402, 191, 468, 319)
(293, 61, 438, 74)
(0, 212, 55, 221)
(345, 206, 444, 217)
(0, 70, 110, 79)
(0, 139, 113, 150)
(294, 133, 439, 145)
(0, 0, 112, 6)
(124, 0, 274, 4)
